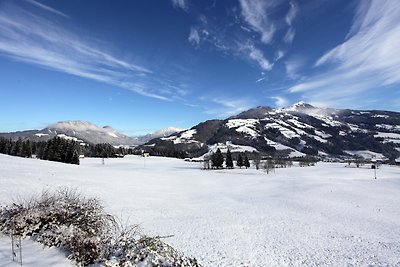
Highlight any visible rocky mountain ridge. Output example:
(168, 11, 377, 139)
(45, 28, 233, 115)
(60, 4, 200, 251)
(0, 121, 182, 146)
(144, 103, 400, 161)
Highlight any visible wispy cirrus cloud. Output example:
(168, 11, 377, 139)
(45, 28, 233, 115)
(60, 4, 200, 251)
(187, 1, 298, 74)
(0, 1, 177, 101)
(25, 0, 69, 18)
(238, 0, 279, 44)
(204, 97, 254, 117)
(289, 0, 400, 108)
(239, 0, 298, 45)
(244, 44, 273, 71)
(271, 96, 289, 108)
(188, 27, 200, 46)
(285, 55, 305, 79)
(171, 0, 188, 11)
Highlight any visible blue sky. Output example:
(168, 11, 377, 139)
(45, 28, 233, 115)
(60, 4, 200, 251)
(0, 0, 399, 135)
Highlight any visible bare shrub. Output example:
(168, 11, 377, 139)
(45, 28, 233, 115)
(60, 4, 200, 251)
(0, 187, 201, 266)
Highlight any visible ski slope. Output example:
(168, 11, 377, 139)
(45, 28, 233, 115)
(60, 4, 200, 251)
(0, 154, 400, 266)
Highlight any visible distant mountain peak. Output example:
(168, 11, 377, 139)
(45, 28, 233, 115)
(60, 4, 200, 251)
(284, 102, 315, 111)
(136, 127, 184, 143)
(232, 106, 273, 119)
(48, 120, 100, 131)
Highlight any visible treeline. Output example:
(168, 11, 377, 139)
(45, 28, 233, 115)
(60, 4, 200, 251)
(202, 148, 317, 171)
(0, 137, 80, 164)
(0, 137, 136, 165)
(204, 149, 251, 169)
(0, 138, 33, 158)
(81, 143, 128, 158)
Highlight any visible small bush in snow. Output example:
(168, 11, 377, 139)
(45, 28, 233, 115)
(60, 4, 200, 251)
(0, 188, 201, 267)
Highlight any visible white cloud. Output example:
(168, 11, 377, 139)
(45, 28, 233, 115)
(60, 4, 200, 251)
(283, 28, 295, 44)
(275, 50, 285, 61)
(244, 45, 273, 71)
(171, 0, 188, 11)
(238, 0, 279, 44)
(271, 96, 289, 108)
(289, 0, 400, 107)
(0, 2, 176, 101)
(285, 1, 298, 26)
(188, 27, 200, 46)
(285, 56, 304, 79)
(204, 97, 254, 117)
(283, 1, 297, 44)
(256, 77, 266, 83)
(25, 0, 69, 18)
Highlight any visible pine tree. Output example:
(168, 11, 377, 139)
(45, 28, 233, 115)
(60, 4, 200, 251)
(22, 140, 32, 158)
(244, 154, 250, 169)
(237, 153, 243, 168)
(226, 149, 233, 168)
(71, 149, 80, 165)
(11, 138, 23, 156)
(211, 148, 224, 169)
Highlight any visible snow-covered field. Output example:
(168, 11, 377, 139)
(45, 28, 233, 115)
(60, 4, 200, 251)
(1, 154, 400, 266)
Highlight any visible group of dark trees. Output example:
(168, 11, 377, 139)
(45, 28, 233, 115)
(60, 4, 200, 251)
(82, 143, 126, 158)
(207, 148, 251, 169)
(203, 148, 317, 172)
(0, 137, 81, 165)
(0, 137, 33, 158)
(38, 137, 80, 164)
(0, 136, 140, 165)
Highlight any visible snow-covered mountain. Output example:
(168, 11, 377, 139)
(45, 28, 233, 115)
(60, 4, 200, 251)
(0, 121, 140, 146)
(136, 127, 184, 144)
(0, 121, 184, 146)
(144, 103, 400, 161)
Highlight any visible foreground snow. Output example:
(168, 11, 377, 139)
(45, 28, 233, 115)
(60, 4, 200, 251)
(0, 154, 400, 266)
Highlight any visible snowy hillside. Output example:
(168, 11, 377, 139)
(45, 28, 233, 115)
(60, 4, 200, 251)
(145, 103, 400, 160)
(136, 127, 184, 143)
(0, 120, 140, 146)
(0, 154, 400, 266)
(0, 122, 185, 147)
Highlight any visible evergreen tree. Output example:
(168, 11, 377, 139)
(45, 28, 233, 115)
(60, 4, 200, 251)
(211, 148, 224, 169)
(71, 148, 80, 165)
(11, 138, 23, 156)
(22, 140, 32, 158)
(237, 153, 243, 168)
(226, 149, 233, 168)
(244, 154, 250, 169)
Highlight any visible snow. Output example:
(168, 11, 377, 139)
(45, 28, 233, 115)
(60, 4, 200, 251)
(160, 129, 198, 144)
(263, 138, 305, 157)
(372, 114, 389, 118)
(265, 122, 300, 139)
(374, 132, 400, 144)
(34, 133, 48, 137)
(0, 234, 74, 267)
(56, 134, 79, 142)
(375, 132, 400, 139)
(49, 121, 104, 132)
(203, 142, 257, 157)
(344, 150, 387, 160)
(180, 129, 197, 139)
(1, 154, 400, 266)
(107, 132, 118, 138)
(226, 119, 259, 137)
(376, 124, 400, 131)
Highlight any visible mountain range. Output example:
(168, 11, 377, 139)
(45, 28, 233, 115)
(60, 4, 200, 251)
(1, 102, 400, 161)
(0, 121, 181, 146)
(143, 102, 400, 161)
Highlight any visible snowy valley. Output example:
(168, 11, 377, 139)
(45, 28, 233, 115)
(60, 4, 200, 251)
(1, 154, 400, 266)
